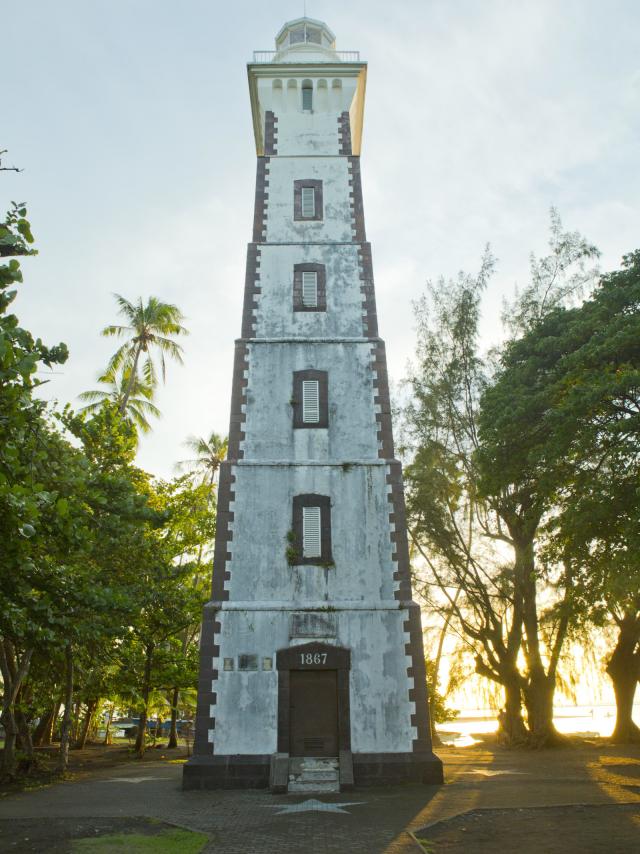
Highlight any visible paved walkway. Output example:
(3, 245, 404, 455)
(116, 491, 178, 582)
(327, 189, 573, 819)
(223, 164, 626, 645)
(1, 743, 639, 852)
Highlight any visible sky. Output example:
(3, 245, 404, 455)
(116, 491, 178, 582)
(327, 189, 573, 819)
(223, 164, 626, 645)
(4, 0, 640, 479)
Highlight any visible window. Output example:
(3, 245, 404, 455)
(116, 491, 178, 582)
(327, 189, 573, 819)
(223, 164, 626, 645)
(301, 187, 315, 216)
(292, 370, 328, 428)
(294, 180, 323, 221)
(302, 271, 318, 307)
(302, 80, 313, 111)
(290, 26, 305, 44)
(302, 506, 321, 556)
(292, 494, 333, 566)
(302, 380, 320, 423)
(293, 263, 326, 312)
(238, 654, 258, 671)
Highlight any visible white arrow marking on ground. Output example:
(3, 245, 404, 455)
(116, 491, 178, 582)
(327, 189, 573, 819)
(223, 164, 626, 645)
(264, 798, 365, 815)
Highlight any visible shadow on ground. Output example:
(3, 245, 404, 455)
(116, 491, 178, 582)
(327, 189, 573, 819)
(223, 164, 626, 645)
(412, 803, 640, 854)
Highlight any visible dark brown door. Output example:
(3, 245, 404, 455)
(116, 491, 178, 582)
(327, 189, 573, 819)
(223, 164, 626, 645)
(289, 669, 338, 756)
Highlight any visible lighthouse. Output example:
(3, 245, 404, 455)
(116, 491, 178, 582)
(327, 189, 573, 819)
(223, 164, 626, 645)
(184, 18, 443, 792)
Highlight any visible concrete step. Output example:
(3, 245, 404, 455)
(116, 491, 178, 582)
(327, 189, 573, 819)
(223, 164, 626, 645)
(288, 779, 340, 794)
(287, 756, 341, 793)
(290, 757, 338, 771)
(298, 772, 339, 782)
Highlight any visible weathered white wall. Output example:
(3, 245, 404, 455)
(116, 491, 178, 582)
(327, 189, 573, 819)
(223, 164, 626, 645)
(213, 607, 415, 754)
(257, 76, 356, 120)
(274, 112, 342, 156)
(265, 157, 353, 243)
(243, 342, 377, 461)
(254, 244, 364, 339)
(224, 462, 396, 603)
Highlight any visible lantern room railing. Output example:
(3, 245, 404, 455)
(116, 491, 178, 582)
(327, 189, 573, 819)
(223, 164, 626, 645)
(252, 50, 361, 63)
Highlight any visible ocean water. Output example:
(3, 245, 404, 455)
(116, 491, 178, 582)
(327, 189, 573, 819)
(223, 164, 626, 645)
(437, 704, 640, 746)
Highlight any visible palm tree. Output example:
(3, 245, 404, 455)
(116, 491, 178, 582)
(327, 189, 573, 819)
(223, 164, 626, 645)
(101, 294, 188, 413)
(176, 432, 228, 488)
(168, 432, 227, 750)
(78, 364, 161, 434)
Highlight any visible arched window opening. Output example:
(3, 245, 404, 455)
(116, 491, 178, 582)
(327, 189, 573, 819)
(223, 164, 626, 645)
(302, 79, 313, 112)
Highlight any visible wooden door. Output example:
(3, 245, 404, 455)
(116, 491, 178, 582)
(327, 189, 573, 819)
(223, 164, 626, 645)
(289, 669, 338, 756)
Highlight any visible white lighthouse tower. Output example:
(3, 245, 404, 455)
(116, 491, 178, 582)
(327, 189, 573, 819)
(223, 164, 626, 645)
(184, 18, 443, 791)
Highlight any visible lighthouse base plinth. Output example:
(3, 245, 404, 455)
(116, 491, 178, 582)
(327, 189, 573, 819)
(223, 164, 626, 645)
(182, 751, 443, 790)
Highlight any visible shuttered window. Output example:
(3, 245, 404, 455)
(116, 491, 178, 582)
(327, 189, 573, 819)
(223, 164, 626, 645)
(302, 506, 322, 558)
(302, 380, 320, 423)
(294, 181, 322, 222)
(301, 271, 318, 307)
(301, 187, 316, 217)
(293, 494, 332, 566)
(293, 264, 326, 312)
(293, 370, 327, 428)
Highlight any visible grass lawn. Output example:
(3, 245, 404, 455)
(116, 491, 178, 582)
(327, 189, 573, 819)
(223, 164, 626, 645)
(72, 827, 208, 853)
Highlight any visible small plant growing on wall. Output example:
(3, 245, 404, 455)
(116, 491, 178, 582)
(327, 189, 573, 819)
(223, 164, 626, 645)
(285, 530, 299, 566)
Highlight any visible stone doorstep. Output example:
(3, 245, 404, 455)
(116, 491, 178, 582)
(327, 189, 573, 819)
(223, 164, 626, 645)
(288, 780, 340, 794)
(291, 770, 340, 782)
(290, 757, 339, 771)
(288, 756, 340, 793)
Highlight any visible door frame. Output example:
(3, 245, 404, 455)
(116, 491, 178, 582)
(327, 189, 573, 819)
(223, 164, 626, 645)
(276, 642, 351, 754)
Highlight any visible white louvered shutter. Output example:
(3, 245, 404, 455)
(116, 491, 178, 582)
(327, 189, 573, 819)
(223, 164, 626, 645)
(301, 187, 315, 217)
(302, 271, 318, 307)
(302, 380, 320, 423)
(302, 506, 322, 557)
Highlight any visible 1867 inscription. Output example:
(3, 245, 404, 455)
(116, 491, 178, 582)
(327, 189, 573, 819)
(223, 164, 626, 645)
(299, 652, 328, 665)
(276, 642, 350, 672)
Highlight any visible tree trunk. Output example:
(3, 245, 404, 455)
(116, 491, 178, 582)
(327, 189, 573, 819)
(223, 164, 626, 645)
(71, 701, 82, 745)
(48, 701, 61, 744)
(167, 687, 180, 749)
(513, 534, 564, 747)
(119, 345, 143, 414)
(498, 674, 528, 745)
(523, 671, 563, 747)
(75, 699, 97, 749)
(33, 704, 57, 747)
(0, 641, 33, 780)
(607, 613, 640, 743)
(103, 704, 114, 745)
(134, 643, 154, 757)
(14, 704, 35, 771)
(56, 645, 74, 774)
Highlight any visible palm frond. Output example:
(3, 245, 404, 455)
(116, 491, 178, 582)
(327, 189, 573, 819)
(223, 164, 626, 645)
(101, 324, 132, 338)
(78, 389, 109, 403)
